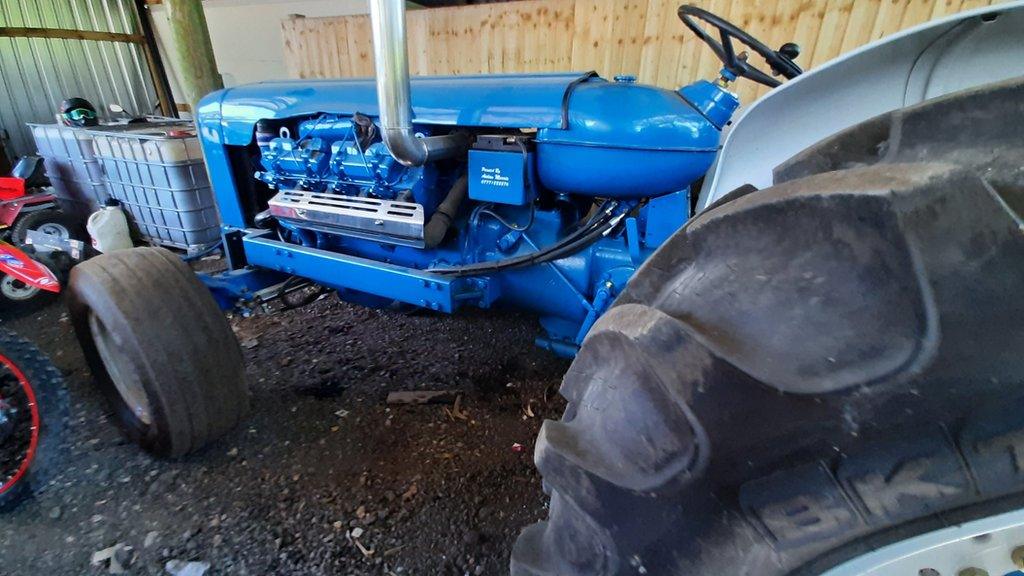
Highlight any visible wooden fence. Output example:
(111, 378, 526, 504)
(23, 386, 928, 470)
(281, 0, 1001, 103)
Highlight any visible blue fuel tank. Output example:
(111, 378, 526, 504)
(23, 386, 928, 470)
(198, 73, 734, 201)
(536, 77, 727, 198)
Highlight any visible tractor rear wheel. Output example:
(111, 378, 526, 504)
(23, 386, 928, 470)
(67, 247, 248, 457)
(512, 79, 1024, 575)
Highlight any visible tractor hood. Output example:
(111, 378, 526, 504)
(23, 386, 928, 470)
(197, 72, 595, 146)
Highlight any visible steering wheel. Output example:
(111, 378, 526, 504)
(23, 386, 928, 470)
(678, 5, 802, 88)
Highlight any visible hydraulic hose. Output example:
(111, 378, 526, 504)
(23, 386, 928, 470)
(428, 200, 624, 276)
(423, 175, 468, 248)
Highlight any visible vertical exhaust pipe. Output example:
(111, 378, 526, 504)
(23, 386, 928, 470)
(369, 0, 467, 166)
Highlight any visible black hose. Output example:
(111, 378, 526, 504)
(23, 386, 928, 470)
(428, 201, 622, 277)
(424, 175, 468, 248)
(531, 217, 619, 264)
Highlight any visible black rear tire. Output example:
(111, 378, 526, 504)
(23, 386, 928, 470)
(0, 328, 68, 511)
(68, 247, 248, 457)
(512, 80, 1024, 575)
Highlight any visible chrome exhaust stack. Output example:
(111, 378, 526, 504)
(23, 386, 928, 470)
(368, 0, 467, 166)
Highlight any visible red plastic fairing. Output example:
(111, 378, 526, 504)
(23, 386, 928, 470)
(0, 178, 26, 201)
(0, 242, 60, 293)
(0, 193, 57, 228)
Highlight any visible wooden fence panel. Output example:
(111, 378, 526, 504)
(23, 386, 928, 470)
(282, 0, 1000, 104)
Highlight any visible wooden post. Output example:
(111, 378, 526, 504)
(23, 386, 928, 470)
(134, 0, 178, 118)
(163, 0, 222, 112)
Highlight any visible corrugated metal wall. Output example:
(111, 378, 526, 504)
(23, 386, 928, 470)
(0, 0, 160, 158)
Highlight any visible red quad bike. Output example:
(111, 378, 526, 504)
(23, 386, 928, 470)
(0, 245, 67, 510)
(0, 157, 86, 252)
(0, 159, 85, 307)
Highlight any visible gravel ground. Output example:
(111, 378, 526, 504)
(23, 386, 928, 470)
(0, 290, 568, 575)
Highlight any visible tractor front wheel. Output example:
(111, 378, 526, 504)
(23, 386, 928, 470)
(0, 328, 68, 511)
(68, 247, 248, 457)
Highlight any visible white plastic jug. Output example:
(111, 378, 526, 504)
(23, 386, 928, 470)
(87, 201, 133, 253)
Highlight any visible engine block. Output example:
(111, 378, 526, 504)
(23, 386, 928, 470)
(254, 115, 447, 246)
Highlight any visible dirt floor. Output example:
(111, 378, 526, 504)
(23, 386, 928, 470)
(0, 288, 568, 575)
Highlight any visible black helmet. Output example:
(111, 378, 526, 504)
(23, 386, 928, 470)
(60, 97, 98, 127)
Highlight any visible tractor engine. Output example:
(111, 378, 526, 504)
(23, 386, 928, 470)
(254, 115, 446, 248)
(241, 74, 736, 253)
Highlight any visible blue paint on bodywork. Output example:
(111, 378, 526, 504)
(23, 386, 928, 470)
(679, 79, 741, 129)
(642, 189, 692, 247)
(197, 266, 289, 311)
(241, 231, 470, 313)
(199, 73, 593, 146)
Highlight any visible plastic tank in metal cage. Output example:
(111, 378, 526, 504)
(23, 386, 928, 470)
(28, 123, 110, 219)
(88, 124, 220, 254)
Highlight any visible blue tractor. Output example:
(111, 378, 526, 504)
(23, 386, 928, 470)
(68, 1, 1024, 574)
(186, 4, 789, 359)
(69, 0, 798, 452)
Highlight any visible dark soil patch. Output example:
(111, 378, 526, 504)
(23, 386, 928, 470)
(0, 288, 567, 575)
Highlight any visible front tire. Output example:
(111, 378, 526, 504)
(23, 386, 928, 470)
(68, 247, 248, 457)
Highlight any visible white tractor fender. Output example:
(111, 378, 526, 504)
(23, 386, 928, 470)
(697, 0, 1024, 211)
